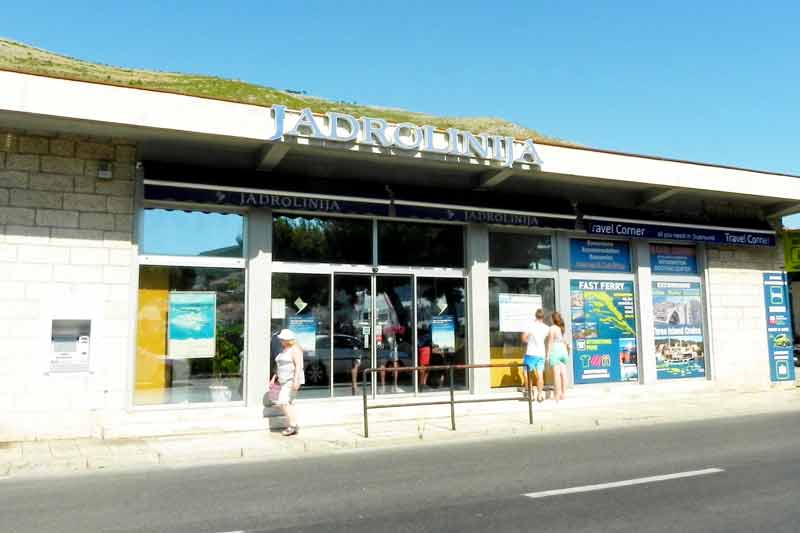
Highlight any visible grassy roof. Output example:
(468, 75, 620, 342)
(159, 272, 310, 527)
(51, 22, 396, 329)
(0, 38, 575, 146)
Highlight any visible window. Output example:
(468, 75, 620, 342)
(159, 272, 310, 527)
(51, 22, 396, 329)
(488, 277, 556, 388)
(417, 277, 468, 392)
(135, 266, 245, 405)
(378, 222, 464, 268)
(270, 273, 331, 398)
(273, 215, 372, 264)
(142, 209, 244, 257)
(489, 232, 553, 270)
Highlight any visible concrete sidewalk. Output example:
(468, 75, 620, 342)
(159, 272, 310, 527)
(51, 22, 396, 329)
(2, 387, 799, 479)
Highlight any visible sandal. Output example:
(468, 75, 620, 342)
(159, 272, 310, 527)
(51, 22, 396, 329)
(281, 425, 299, 436)
(537, 394, 545, 403)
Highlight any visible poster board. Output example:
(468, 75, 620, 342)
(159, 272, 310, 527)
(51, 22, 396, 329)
(498, 293, 542, 332)
(431, 315, 456, 351)
(652, 281, 706, 379)
(167, 291, 216, 359)
(288, 316, 317, 353)
(570, 279, 637, 383)
(762, 272, 796, 381)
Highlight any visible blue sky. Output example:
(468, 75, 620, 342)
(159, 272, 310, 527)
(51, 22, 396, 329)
(3, 1, 799, 221)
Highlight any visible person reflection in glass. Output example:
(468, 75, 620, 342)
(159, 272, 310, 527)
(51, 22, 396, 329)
(379, 330, 402, 393)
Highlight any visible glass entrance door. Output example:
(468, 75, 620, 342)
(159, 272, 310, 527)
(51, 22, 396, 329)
(374, 275, 414, 395)
(333, 274, 415, 396)
(332, 275, 372, 397)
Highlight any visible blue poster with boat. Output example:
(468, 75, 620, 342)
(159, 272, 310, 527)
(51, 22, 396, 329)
(431, 315, 456, 352)
(570, 279, 638, 384)
(652, 281, 706, 379)
(168, 291, 216, 359)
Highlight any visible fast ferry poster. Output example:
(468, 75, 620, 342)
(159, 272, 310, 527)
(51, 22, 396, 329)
(653, 281, 706, 379)
(570, 279, 638, 384)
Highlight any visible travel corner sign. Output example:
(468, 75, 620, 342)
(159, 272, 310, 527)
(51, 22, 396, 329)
(265, 105, 543, 169)
(586, 218, 776, 247)
(762, 272, 796, 382)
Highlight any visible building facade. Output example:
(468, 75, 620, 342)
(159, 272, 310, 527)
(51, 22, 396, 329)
(0, 70, 796, 441)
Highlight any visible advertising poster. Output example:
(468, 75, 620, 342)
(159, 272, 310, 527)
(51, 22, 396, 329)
(288, 316, 317, 354)
(652, 281, 706, 379)
(570, 279, 637, 383)
(498, 293, 543, 332)
(431, 315, 456, 352)
(570, 239, 631, 272)
(168, 292, 217, 359)
(650, 245, 698, 274)
(762, 272, 796, 381)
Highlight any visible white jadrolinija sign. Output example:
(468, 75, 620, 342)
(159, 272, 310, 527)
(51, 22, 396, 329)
(266, 105, 543, 169)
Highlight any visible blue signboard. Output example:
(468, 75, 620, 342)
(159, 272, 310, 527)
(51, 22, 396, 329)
(762, 272, 796, 382)
(652, 281, 706, 379)
(144, 184, 576, 230)
(650, 245, 698, 275)
(570, 239, 631, 272)
(586, 218, 775, 247)
(570, 279, 638, 384)
(287, 316, 317, 354)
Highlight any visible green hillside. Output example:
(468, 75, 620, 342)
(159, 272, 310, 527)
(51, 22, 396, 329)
(0, 38, 574, 146)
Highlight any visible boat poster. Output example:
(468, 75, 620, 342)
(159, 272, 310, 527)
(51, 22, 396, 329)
(652, 281, 706, 379)
(287, 316, 317, 354)
(167, 291, 217, 359)
(431, 315, 456, 352)
(570, 279, 637, 384)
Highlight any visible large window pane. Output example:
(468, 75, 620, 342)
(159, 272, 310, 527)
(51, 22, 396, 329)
(273, 215, 372, 264)
(489, 232, 553, 270)
(417, 277, 468, 392)
(271, 273, 331, 398)
(378, 222, 464, 268)
(489, 277, 555, 388)
(332, 275, 372, 397)
(135, 266, 245, 405)
(142, 209, 244, 257)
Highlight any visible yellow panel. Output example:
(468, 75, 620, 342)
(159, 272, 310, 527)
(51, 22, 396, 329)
(135, 267, 169, 403)
(490, 346, 555, 388)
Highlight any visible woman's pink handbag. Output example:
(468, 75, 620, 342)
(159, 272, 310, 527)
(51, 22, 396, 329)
(263, 382, 281, 406)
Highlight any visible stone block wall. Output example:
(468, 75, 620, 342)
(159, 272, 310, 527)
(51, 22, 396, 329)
(0, 129, 137, 440)
(705, 244, 784, 388)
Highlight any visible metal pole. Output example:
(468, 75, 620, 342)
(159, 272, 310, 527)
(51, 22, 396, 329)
(362, 368, 369, 438)
(525, 365, 533, 425)
(449, 366, 456, 431)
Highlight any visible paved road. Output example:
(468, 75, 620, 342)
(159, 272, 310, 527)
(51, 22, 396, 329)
(2, 412, 800, 532)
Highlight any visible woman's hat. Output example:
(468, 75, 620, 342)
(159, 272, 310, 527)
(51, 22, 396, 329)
(277, 329, 296, 341)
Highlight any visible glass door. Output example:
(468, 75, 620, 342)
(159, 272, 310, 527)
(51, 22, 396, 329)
(374, 275, 415, 395)
(332, 274, 372, 397)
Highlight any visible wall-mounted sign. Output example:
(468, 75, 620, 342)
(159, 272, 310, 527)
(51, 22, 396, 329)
(586, 218, 775, 247)
(266, 105, 543, 169)
(783, 230, 800, 272)
(498, 293, 543, 332)
(762, 272, 796, 382)
(570, 279, 638, 384)
(650, 245, 698, 275)
(653, 281, 706, 379)
(570, 239, 631, 272)
(168, 292, 217, 359)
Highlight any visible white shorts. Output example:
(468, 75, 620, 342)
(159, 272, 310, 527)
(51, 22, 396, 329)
(275, 382, 297, 405)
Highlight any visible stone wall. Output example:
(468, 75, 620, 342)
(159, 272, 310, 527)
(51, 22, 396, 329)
(705, 244, 784, 389)
(0, 129, 137, 440)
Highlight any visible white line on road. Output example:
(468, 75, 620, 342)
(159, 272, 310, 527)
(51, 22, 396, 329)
(523, 468, 724, 499)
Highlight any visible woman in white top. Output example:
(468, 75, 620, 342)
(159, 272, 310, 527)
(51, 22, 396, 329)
(271, 329, 305, 436)
(546, 311, 571, 401)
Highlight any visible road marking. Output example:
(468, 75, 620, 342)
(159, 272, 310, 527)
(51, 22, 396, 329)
(523, 468, 724, 499)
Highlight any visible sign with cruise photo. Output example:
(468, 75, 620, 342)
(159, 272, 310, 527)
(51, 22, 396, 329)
(652, 281, 706, 379)
(167, 292, 217, 358)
